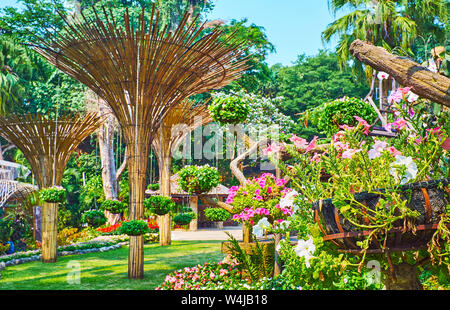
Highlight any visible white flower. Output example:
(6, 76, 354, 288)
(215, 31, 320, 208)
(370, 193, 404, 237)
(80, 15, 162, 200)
(407, 92, 419, 103)
(294, 237, 316, 268)
(279, 190, 298, 209)
(389, 155, 418, 185)
(377, 71, 389, 80)
(252, 217, 271, 238)
(427, 59, 437, 73)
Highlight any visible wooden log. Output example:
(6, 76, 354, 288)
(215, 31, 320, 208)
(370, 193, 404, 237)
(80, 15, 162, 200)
(189, 195, 198, 231)
(349, 39, 450, 107)
(128, 235, 144, 279)
(41, 202, 58, 263)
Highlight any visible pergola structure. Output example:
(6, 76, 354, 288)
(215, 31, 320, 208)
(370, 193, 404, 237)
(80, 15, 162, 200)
(152, 100, 213, 245)
(31, 5, 249, 278)
(0, 113, 103, 262)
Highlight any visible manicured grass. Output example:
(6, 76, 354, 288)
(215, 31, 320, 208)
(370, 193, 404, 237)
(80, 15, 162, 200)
(0, 241, 225, 290)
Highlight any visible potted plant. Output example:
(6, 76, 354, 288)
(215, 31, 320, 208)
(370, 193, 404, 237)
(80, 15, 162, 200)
(39, 186, 66, 203)
(144, 195, 176, 216)
(173, 212, 196, 228)
(208, 94, 250, 125)
(178, 165, 220, 195)
(118, 220, 150, 236)
(100, 199, 127, 214)
(81, 210, 107, 228)
(204, 207, 231, 229)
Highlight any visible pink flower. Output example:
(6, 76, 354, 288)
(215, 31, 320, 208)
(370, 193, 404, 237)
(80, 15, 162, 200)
(387, 146, 401, 157)
(311, 153, 321, 163)
(339, 124, 355, 131)
(290, 134, 308, 149)
(354, 116, 371, 135)
(342, 148, 362, 159)
(407, 92, 419, 103)
(388, 89, 403, 104)
(391, 118, 408, 130)
(426, 127, 442, 136)
(263, 142, 285, 155)
(305, 136, 318, 152)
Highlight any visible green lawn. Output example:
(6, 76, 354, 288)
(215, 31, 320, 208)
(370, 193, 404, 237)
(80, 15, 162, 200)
(0, 241, 225, 290)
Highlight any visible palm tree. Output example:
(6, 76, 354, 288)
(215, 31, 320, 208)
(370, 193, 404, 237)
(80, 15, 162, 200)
(322, 0, 447, 80)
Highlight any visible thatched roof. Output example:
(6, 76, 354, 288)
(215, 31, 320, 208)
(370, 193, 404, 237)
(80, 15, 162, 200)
(145, 173, 229, 197)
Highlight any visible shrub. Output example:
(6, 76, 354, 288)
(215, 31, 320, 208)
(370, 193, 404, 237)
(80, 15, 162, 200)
(173, 212, 196, 226)
(100, 199, 127, 214)
(147, 183, 160, 191)
(39, 186, 67, 203)
(307, 96, 377, 136)
(178, 165, 220, 195)
(144, 195, 176, 216)
(204, 208, 230, 222)
(208, 94, 250, 125)
(56, 227, 80, 246)
(0, 243, 10, 255)
(81, 210, 107, 228)
(118, 220, 150, 236)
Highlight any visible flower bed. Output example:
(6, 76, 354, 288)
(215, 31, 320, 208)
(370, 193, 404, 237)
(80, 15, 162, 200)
(97, 219, 159, 235)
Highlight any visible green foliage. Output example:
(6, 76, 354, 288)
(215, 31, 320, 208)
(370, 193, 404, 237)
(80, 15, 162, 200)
(39, 186, 66, 203)
(100, 199, 127, 214)
(178, 165, 220, 194)
(225, 232, 274, 283)
(208, 94, 250, 125)
(271, 51, 369, 131)
(81, 210, 107, 228)
(173, 212, 196, 226)
(147, 183, 160, 191)
(307, 96, 377, 137)
(144, 195, 176, 216)
(118, 220, 150, 236)
(203, 208, 230, 222)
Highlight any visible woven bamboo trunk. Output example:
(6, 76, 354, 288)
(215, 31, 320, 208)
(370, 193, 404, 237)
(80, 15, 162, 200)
(41, 202, 58, 263)
(127, 142, 149, 279)
(159, 155, 172, 246)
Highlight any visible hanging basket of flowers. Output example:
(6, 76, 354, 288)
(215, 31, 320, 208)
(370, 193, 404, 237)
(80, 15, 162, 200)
(39, 186, 67, 203)
(208, 94, 250, 125)
(312, 178, 450, 253)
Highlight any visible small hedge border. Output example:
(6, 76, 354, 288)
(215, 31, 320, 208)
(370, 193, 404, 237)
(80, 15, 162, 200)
(0, 241, 125, 269)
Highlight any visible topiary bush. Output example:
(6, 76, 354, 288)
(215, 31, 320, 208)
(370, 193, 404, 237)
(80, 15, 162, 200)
(39, 186, 67, 203)
(118, 220, 150, 236)
(81, 210, 107, 228)
(307, 96, 377, 137)
(204, 207, 231, 222)
(144, 195, 176, 216)
(208, 94, 250, 125)
(100, 199, 127, 214)
(178, 165, 220, 195)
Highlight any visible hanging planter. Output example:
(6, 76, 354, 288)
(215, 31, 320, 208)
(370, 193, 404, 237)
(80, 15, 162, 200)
(178, 165, 220, 195)
(208, 95, 250, 125)
(39, 186, 67, 203)
(100, 199, 127, 214)
(118, 220, 150, 236)
(312, 178, 450, 253)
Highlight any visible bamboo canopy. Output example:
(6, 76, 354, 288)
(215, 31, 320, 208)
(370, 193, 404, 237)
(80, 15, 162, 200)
(152, 100, 213, 245)
(0, 112, 104, 262)
(30, 5, 249, 278)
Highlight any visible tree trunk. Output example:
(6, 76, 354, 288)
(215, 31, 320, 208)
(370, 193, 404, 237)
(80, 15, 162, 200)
(189, 196, 198, 231)
(41, 202, 58, 263)
(384, 263, 423, 290)
(126, 141, 149, 279)
(159, 154, 172, 246)
(273, 233, 282, 276)
(349, 39, 450, 107)
(97, 116, 121, 225)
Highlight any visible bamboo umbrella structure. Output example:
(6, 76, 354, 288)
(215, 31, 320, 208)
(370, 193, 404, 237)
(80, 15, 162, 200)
(152, 100, 213, 245)
(0, 112, 104, 262)
(30, 5, 249, 278)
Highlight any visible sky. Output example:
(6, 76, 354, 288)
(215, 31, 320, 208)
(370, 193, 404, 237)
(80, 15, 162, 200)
(0, 0, 343, 67)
